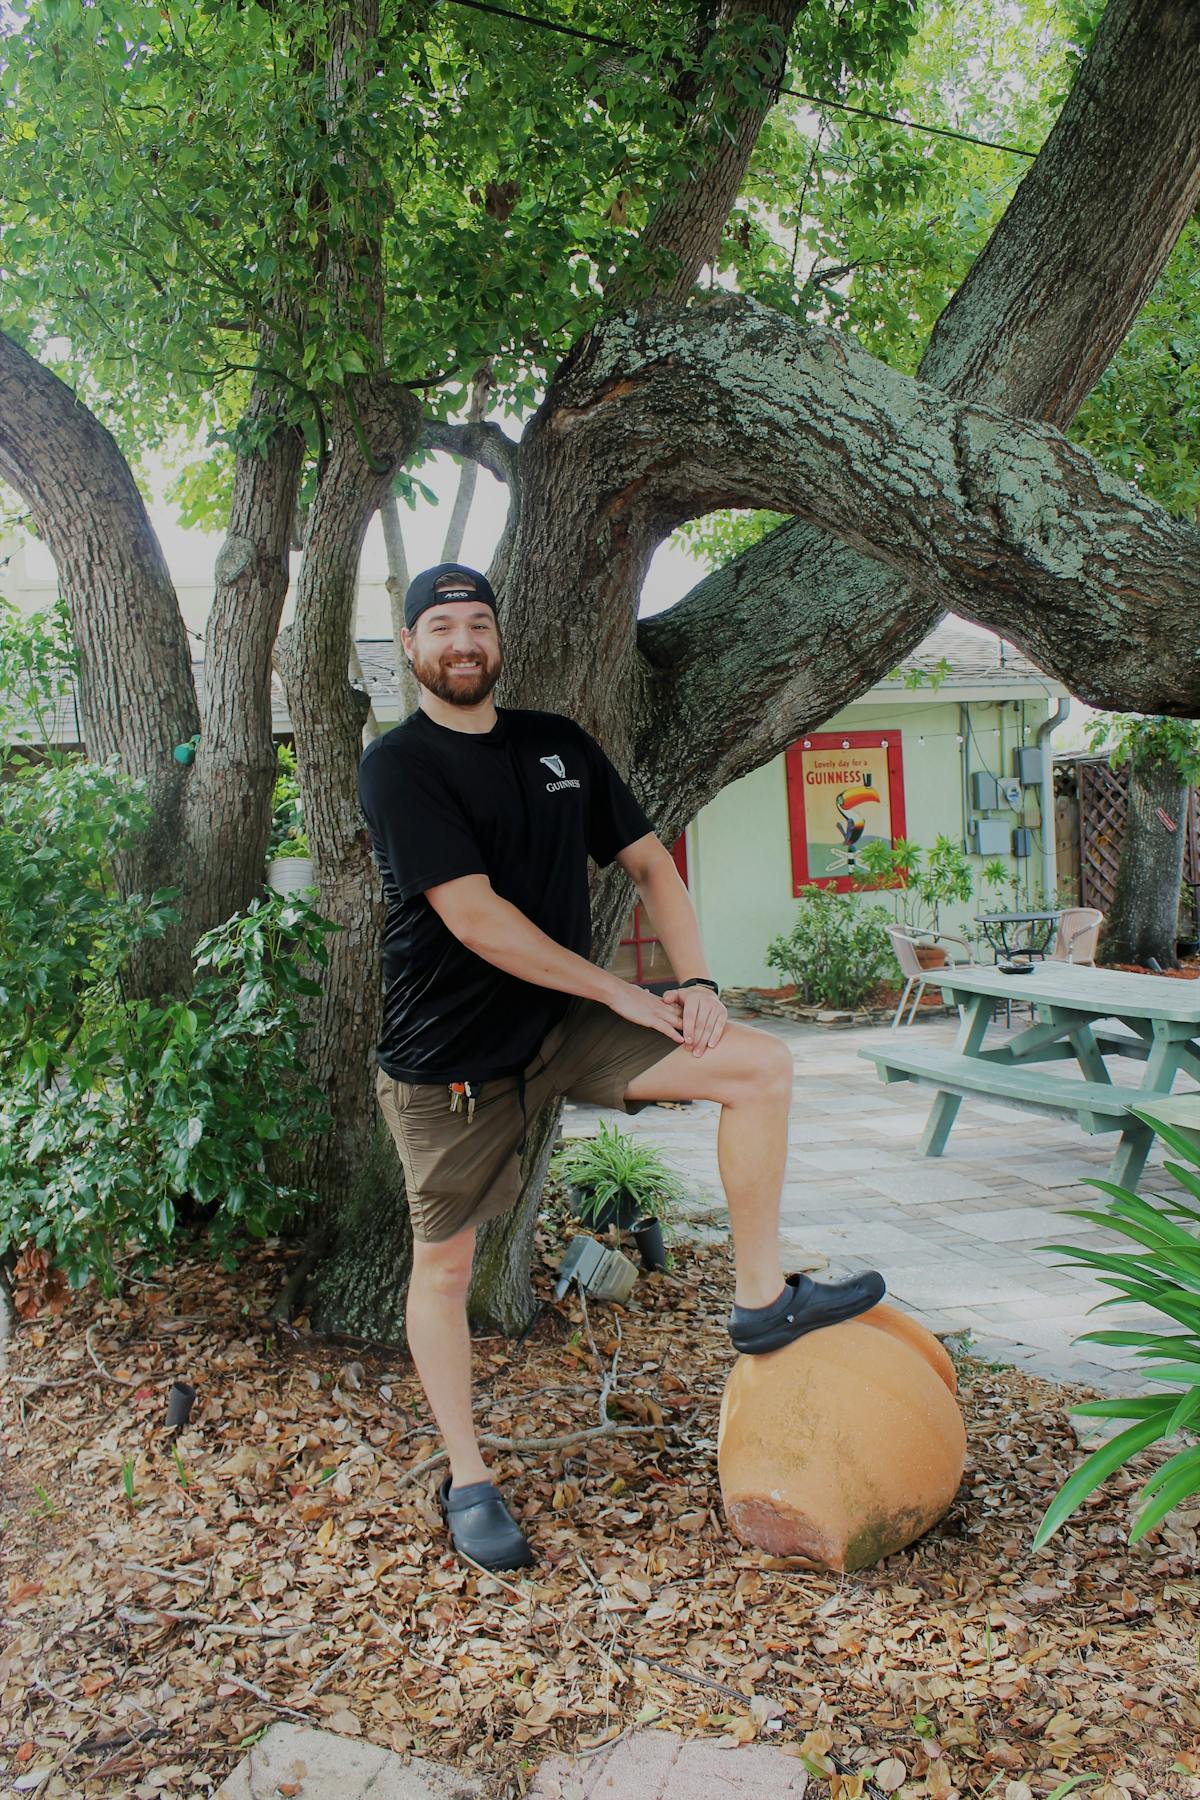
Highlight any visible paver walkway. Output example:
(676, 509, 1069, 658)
(215, 1723, 809, 1800)
(529, 1728, 809, 1797)
(564, 1011, 1193, 1395)
(214, 1722, 480, 1797)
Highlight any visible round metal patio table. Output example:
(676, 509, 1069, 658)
(975, 908, 1062, 960)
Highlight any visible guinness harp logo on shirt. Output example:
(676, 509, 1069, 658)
(540, 755, 566, 779)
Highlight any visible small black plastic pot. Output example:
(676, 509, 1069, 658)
(632, 1218, 668, 1272)
(572, 1186, 641, 1233)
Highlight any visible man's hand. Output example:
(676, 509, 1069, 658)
(662, 985, 728, 1057)
(605, 980, 686, 1044)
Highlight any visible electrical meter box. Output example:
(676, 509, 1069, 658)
(997, 777, 1023, 811)
(1012, 827, 1033, 859)
(971, 771, 1000, 811)
(1014, 746, 1043, 785)
(969, 819, 1010, 856)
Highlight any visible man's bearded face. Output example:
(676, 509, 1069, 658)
(408, 605, 503, 706)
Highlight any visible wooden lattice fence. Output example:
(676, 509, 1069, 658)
(1074, 755, 1200, 931)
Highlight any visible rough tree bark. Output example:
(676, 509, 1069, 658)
(1100, 758, 1191, 966)
(657, 0, 1200, 824)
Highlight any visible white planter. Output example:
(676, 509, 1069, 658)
(266, 856, 317, 897)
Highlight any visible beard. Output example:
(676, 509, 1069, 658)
(410, 642, 503, 707)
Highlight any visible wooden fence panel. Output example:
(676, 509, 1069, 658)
(1075, 757, 1200, 933)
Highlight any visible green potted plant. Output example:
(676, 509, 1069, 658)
(551, 1119, 686, 1272)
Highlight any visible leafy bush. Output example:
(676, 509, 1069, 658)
(1034, 1109, 1200, 1547)
(0, 855, 337, 1294)
(0, 598, 336, 1295)
(551, 1119, 686, 1224)
(766, 886, 895, 1009)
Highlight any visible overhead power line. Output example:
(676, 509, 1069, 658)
(441, 0, 1040, 159)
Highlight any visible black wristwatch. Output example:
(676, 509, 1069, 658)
(679, 976, 720, 997)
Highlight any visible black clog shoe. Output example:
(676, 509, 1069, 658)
(729, 1269, 886, 1355)
(438, 1474, 534, 1571)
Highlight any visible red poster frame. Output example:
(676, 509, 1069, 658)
(784, 731, 907, 895)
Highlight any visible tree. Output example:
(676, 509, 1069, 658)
(1, 0, 1200, 1338)
(1086, 715, 1200, 968)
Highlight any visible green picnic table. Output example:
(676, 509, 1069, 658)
(859, 962, 1200, 1191)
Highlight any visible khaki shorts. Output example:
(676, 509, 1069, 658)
(374, 996, 678, 1242)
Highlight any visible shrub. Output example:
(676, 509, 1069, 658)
(551, 1119, 686, 1224)
(766, 886, 895, 1009)
(1034, 1108, 1200, 1547)
(0, 598, 336, 1295)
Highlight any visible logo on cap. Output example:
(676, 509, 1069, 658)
(540, 755, 566, 779)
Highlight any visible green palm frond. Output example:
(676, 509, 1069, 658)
(1034, 1115, 1200, 1547)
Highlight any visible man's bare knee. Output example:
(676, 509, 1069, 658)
(411, 1228, 475, 1303)
(728, 1027, 793, 1104)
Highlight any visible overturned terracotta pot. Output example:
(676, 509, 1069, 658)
(717, 1303, 965, 1571)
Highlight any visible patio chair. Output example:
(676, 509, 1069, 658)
(1000, 907, 1106, 1025)
(886, 926, 972, 1030)
(1047, 906, 1104, 966)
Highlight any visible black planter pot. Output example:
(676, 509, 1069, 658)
(632, 1218, 668, 1272)
(576, 1188, 641, 1233)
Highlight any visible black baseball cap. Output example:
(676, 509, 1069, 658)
(404, 562, 498, 630)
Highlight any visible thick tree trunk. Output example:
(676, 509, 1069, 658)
(1100, 758, 1190, 967)
(438, 0, 1200, 1339)
(188, 368, 306, 937)
(0, 333, 300, 999)
(274, 377, 420, 1230)
(0, 333, 197, 996)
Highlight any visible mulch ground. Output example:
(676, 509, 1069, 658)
(2, 1221, 1198, 1800)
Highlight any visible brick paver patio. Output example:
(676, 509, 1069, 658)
(564, 1011, 1192, 1395)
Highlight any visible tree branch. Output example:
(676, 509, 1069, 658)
(547, 295, 1200, 711)
(630, 0, 1200, 820)
(440, 362, 494, 561)
(420, 416, 520, 491)
(918, 0, 1200, 425)
(0, 330, 201, 994)
(636, 535, 938, 840)
(607, 0, 800, 310)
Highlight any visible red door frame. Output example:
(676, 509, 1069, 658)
(784, 731, 906, 894)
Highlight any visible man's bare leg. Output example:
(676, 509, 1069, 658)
(623, 1022, 793, 1308)
(406, 1226, 490, 1487)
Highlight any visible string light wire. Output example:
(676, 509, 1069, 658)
(440, 0, 1041, 159)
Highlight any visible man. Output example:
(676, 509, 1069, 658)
(358, 562, 886, 1571)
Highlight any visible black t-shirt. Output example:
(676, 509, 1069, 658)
(357, 706, 653, 1084)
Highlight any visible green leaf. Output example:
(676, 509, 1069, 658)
(1032, 1415, 1168, 1549)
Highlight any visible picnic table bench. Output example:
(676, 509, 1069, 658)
(859, 962, 1200, 1191)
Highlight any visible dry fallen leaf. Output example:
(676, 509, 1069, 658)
(1, 1222, 1195, 1798)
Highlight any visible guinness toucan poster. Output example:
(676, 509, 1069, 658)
(784, 731, 907, 894)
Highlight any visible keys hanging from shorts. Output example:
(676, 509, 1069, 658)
(448, 1079, 478, 1123)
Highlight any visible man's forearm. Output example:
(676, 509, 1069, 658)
(457, 891, 623, 1005)
(634, 859, 712, 984)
